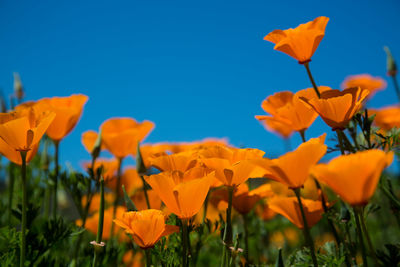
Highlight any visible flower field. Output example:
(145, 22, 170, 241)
(1, 15, 400, 267)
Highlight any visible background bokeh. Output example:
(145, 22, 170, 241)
(1, 0, 399, 168)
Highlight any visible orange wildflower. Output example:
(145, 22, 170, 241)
(130, 189, 162, 211)
(114, 209, 179, 249)
(253, 135, 326, 189)
(257, 117, 294, 139)
(256, 87, 331, 134)
(81, 130, 102, 154)
(264, 16, 329, 64)
(101, 117, 154, 159)
(342, 74, 386, 99)
(232, 183, 275, 214)
(370, 106, 400, 130)
(144, 167, 214, 219)
(312, 149, 393, 206)
(0, 138, 38, 165)
(200, 146, 266, 187)
(0, 108, 55, 153)
(150, 151, 199, 172)
(107, 167, 142, 195)
(139, 143, 171, 168)
(36, 94, 88, 141)
(301, 87, 370, 130)
(268, 196, 324, 229)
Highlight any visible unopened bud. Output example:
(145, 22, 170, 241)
(384, 46, 397, 77)
(136, 142, 147, 175)
(91, 130, 102, 160)
(13, 72, 24, 101)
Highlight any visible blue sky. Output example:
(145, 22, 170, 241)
(1, 0, 399, 169)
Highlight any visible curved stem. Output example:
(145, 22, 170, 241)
(140, 175, 151, 209)
(336, 129, 345, 155)
(52, 141, 59, 219)
(294, 188, 318, 267)
(19, 151, 27, 267)
(221, 186, 234, 267)
(304, 62, 321, 98)
(392, 75, 400, 103)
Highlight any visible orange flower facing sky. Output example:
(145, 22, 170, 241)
(36, 94, 88, 141)
(268, 196, 324, 229)
(264, 16, 329, 64)
(370, 106, 400, 130)
(101, 117, 154, 159)
(0, 108, 55, 153)
(312, 149, 393, 206)
(341, 74, 386, 99)
(150, 151, 199, 172)
(253, 135, 326, 189)
(114, 209, 179, 249)
(301, 87, 369, 130)
(144, 167, 214, 219)
(256, 87, 330, 134)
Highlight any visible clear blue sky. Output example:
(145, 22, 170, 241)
(1, 0, 399, 168)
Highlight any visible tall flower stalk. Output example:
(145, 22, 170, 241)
(19, 151, 27, 267)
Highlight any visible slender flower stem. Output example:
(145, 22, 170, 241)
(304, 62, 321, 98)
(145, 248, 152, 267)
(8, 163, 15, 226)
(140, 175, 151, 209)
(92, 177, 105, 267)
(242, 214, 250, 264)
(299, 130, 306, 143)
(111, 157, 123, 238)
(202, 192, 210, 223)
(358, 208, 379, 266)
(19, 151, 27, 267)
(181, 219, 188, 267)
(353, 207, 368, 267)
(52, 141, 60, 219)
(43, 169, 50, 217)
(336, 129, 345, 155)
(294, 188, 318, 267)
(221, 186, 234, 267)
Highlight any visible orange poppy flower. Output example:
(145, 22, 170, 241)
(0, 108, 55, 152)
(0, 138, 38, 165)
(81, 130, 102, 154)
(370, 106, 400, 130)
(301, 87, 370, 130)
(36, 94, 88, 141)
(312, 149, 393, 206)
(130, 189, 162, 211)
(168, 138, 230, 154)
(144, 167, 214, 219)
(150, 151, 199, 172)
(256, 87, 331, 133)
(114, 209, 179, 249)
(253, 134, 326, 189)
(341, 74, 386, 99)
(268, 196, 324, 229)
(139, 143, 171, 168)
(232, 183, 275, 215)
(257, 117, 294, 139)
(264, 16, 329, 64)
(200, 146, 266, 187)
(101, 117, 154, 159)
(256, 203, 277, 221)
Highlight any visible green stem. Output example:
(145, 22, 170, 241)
(336, 129, 345, 155)
(294, 188, 318, 267)
(221, 186, 234, 267)
(242, 214, 250, 265)
(182, 219, 188, 267)
(44, 170, 50, 218)
(8, 163, 15, 226)
(111, 157, 123, 238)
(145, 248, 152, 267)
(92, 177, 105, 267)
(140, 175, 151, 209)
(358, 208, 379, 266)
(19, 151, 28, 267)
(202, 192, 209, 224)
(52, 141, 59, 219)
(353, 208, 368, 267)
(304, 62, 321, 98)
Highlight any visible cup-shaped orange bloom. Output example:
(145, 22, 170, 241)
(257, 116, 294, 139)
(101, 117, 154, 159)
(253, 135, 326, 189)
(150, 151, 199, 172)
(268, 196, 324, 229)
(144, 167, 214, 219)
(370, 106, 400, 130)
(0, 138, 39, 165)
(312, 149, 393, 206)
(232, 183, 275, 214)
(0, 108, 55, 152)
(341, 74, 386, 99)
(301, 87, 370, 130)
(264, 16, 329, 64)
(36, 94, 88, 141)
(114, 209, 179, 249)
(200, 146, 266, 187)
(256, 87, 331, 133)
(139, 143, 171, 168)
